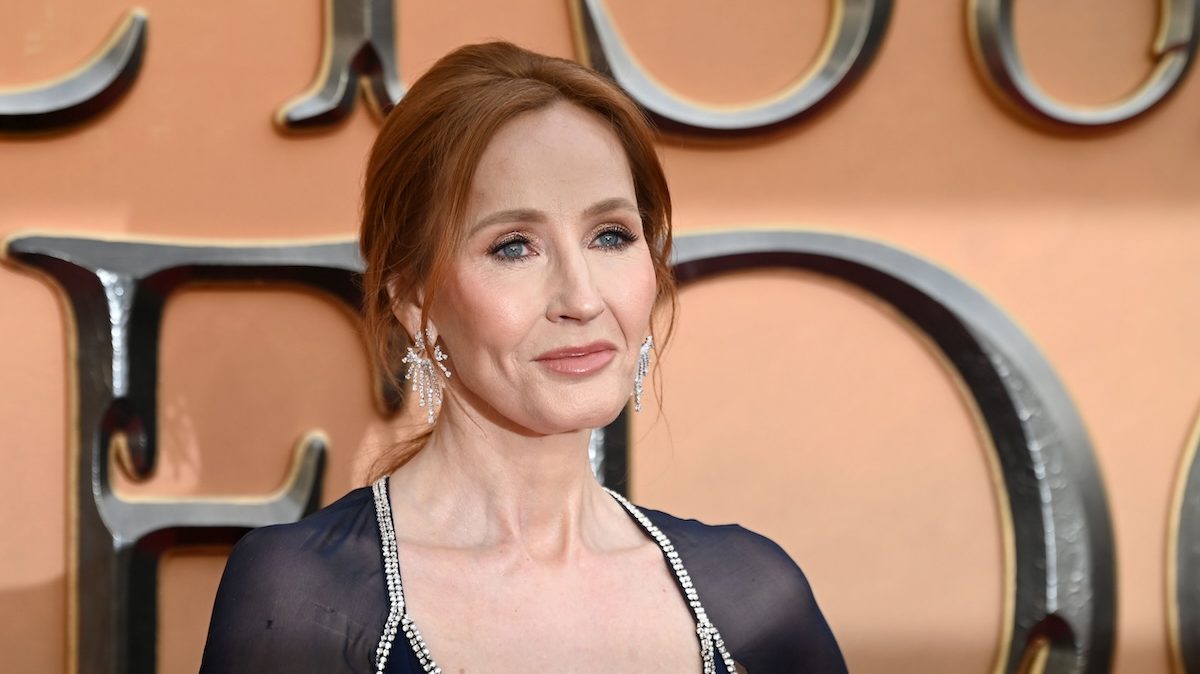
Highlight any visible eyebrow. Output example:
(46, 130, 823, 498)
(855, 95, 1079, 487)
(469, 197, 639, 236)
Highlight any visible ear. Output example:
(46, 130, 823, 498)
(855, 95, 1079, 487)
(385, 276, 438, 344)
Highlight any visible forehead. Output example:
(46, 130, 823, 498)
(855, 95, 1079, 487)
(467, 101, 636, 215)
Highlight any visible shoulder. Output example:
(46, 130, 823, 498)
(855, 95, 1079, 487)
(212, 484, 386, 610)
(226, 484, 378, 564)
(639, 506, 816, 606)
(200, 485, 386, 673)
(639, 505, 783, 554)
(637, 505, 848, 673)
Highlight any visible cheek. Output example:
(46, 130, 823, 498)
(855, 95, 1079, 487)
(608, 252, 658, 324)
(440, 267, 535, 369)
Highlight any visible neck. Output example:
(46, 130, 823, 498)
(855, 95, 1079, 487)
(386, 395, 625, 561)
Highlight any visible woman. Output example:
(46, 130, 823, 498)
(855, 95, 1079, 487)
(200, 41, 845, 673)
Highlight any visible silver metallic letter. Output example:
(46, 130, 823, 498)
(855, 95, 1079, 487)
(3, 235, 349, 673)
(672, 231, 1116, 674)
(0, 9, 147, 134)
(276, 0, 403, 131)
(569, 0, 892, 134)
(970, 0, 1199, 126)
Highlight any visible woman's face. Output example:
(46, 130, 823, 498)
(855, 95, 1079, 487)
(429, 100, 658, 435)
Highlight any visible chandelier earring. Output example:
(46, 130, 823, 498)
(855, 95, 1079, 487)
(401, 327, 452, 424)
(633, 334, 653, 413)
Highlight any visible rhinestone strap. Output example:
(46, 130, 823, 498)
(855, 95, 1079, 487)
(603, 487, 738, 674)
(371, 476, 734, 673)
(372, 478, 442, 674)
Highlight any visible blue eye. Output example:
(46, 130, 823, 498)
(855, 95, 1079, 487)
(593, 227, 638, 250)
(596, 231, 621, 247)
(499, 241, 527, 258)
(490, 236, 532, 262)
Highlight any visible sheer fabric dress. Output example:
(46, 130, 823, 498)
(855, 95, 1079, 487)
(199, 478, 847, 673)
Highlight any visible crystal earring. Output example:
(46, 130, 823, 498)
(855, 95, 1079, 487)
(633, 335, 653, 413)
(401, 327, 452, 424)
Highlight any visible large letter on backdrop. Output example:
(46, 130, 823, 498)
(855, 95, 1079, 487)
(2, 236, 359, 673)
(970, 0, 1199, 127)
(276, 0, 404, 131)
(671, 231, 1116, 674)
(0, 9, 147, 134)
(570, 0, 892, 134)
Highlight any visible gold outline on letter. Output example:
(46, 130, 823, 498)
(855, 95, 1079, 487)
(0, 8, 147, 134)
(1167, 406, 1200, 673)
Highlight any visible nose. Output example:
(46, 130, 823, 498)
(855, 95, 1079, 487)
(546, 246, 604, 323)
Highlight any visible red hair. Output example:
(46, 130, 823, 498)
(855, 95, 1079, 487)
(359, 41, 676, 480)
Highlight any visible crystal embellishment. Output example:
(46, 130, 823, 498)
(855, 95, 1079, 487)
(401, 328, 452, 425)
(603, 486, 738, 674)
(371, 476, 735, 673)
(633, 334, 652, 412)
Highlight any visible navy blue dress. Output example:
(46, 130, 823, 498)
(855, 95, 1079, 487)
(199, 480, 847, 673)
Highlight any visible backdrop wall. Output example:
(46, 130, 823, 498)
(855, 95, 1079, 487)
(1, 1, 1197, 672)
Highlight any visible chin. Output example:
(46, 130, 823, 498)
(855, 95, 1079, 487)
(535, 397, 627, 434)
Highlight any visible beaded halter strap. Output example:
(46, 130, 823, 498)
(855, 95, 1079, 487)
(370, 476, 737, 674)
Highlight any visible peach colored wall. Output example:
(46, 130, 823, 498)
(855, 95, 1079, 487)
(1, 1, 1197, 672)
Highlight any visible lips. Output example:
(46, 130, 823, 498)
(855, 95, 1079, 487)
(534, 340, 618, 375)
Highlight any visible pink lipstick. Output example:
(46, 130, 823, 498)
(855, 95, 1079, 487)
(534, 341, 617, 375)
